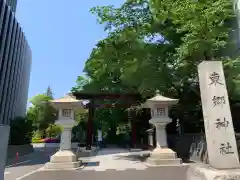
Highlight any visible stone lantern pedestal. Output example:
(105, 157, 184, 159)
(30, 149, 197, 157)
(44, 93, 84, 170)
(146, 122, 182, 166)
(45, 120, 81, 170)
(144, 90, 182, 166)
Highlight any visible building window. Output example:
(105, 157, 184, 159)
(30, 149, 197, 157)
(156, 108, 165, 116)
(62, 109, 71, 117)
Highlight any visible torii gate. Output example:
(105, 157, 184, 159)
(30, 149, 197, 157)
(72, 92, 142, 150)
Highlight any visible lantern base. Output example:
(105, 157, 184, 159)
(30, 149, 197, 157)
(146, 148, 182, 166)
(45, 150, 82, 170)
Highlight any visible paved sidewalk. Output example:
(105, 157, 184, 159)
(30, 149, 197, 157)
(81, 148, 149, 171)
(19, 166, 189, 180)
(13, 148, 189, 180)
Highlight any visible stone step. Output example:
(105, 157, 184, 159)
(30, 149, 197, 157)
(50, 151, 78, 163)
(45, 161, 82, 170)
(146, 158, 183, 166)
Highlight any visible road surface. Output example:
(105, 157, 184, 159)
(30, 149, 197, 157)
(4, 147, 56, 180)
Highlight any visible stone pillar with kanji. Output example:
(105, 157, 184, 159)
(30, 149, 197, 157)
(186, 61, 240, 180)
(145, 90, 182, 166)
(44, 93, 84, 170)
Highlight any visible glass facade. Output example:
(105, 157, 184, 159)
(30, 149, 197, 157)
(0, 0, 32, 125)
(5, 0, 17, 12)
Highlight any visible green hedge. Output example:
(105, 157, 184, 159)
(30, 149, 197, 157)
(9, 116, 33, 145)
(31, 124, 62, 143)
(45, 124, 62, 138)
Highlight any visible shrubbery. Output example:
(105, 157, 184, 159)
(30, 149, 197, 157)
(31, 124, 62, 143)
(31, 130, 43, 143)
(31, 137, 60, 143)
(9, 116, 33, 145)
(45, 124, 62, 138)
(31, 137, 43, 143)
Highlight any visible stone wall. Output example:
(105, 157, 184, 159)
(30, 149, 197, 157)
(7, 144, 34, 158)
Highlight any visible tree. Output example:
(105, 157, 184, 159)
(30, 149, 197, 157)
(26, 106, 38, 129)
(28, 93, 56, 131)
(71, 76, 91, 93)
(148, 0, 240, 95)
(88, 0, 190, 97)
(29, 94, 52, 106)
(150, 0, 235, 59)
(46, 85, 53, 98)
(72, 0, 240, 135)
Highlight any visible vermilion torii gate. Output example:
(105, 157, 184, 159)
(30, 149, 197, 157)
(73, 92, 142, 150)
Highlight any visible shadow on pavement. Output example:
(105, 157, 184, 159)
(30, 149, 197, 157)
(93, 148, 130, 157)
(82, 161, 100, 167)
(114, 152, 150, 162)
(114, 151, 197, 164)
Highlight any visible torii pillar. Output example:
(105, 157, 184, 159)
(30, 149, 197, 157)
(86, 99, 95, 150)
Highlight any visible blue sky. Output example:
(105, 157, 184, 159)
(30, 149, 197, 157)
(15, 0, 124, 100)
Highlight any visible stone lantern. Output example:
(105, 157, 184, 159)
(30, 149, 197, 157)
(44, 93, 84, 170)
(144, 90, 182, 166)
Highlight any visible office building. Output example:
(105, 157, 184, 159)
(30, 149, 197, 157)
(0, 0, 32, 124)
(0, 0, 32, 179)
(5, 0, 17, 12)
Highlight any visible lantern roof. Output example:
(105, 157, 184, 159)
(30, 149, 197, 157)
(50, 92, 84, 109)
(148, 90, 178, 102)
(144, 90, 178, 107)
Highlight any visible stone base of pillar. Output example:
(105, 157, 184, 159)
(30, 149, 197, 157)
(146, 148, 182, 166)
(186, 164, 240, 180)
(45, 150, 82, 170)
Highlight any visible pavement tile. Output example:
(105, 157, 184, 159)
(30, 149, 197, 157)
(20, 166, 188, 180)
